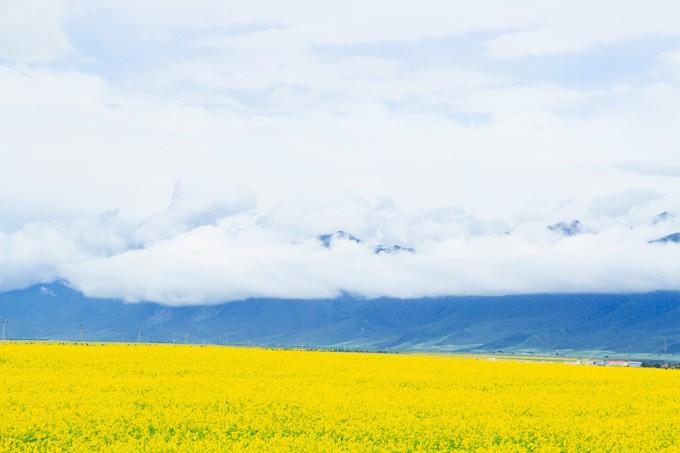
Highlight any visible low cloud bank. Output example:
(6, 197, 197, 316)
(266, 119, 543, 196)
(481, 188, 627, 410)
(62, 225, 680, 305)
(1, 182, 680, 305)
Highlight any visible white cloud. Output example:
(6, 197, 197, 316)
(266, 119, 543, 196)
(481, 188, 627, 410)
(0, 186, 678, 303)
(1, 2, 680, 302)
(75, 1, 680, 57)
(616, 161, 680, 178)
(135, 178, 256, 245)
(0, 211, 130, 291)
(61, 214, 680, 305)
(589, 189, 662, 218)
(0, 0, 71, 63)
(487, 1, 680, 58)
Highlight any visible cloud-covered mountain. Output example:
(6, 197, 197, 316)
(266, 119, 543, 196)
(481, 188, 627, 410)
(318, 230, 415, 254)
(652, 211, 675, 225)
(2, 283, 680, 356)
(1, 192, 680, 305)
(547, 220, 591, 237)
(650, 233, 680, 244)
(3, 2, 680, 305)
(374, 244, 415, 255)
(318, 230, 363, 248)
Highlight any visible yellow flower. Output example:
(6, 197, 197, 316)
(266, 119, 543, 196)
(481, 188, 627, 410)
(0, 343, 677, 452)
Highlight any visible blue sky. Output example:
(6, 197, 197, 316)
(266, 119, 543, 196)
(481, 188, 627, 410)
(1, 1, 680, 303)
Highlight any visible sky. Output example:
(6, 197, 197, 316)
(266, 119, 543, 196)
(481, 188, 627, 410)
(2, 1, 680, 304)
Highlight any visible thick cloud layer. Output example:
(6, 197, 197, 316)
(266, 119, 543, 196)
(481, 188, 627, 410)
(2, 2, 680, 303)
(62, 222, 680, 304)
(1, 182, 679, 304)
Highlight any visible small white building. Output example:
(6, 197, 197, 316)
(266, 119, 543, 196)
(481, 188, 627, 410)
(605, 359, 643, 367)
(606, 359, 629, 367)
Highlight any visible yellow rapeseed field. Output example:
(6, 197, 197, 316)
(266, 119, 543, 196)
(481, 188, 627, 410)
(0, 344, 679, 452)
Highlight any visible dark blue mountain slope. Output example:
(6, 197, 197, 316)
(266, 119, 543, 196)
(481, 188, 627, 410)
(1, 283, 680, 354)
(650, 233, 680, 244)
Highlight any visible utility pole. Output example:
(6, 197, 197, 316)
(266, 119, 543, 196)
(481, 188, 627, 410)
(79, 323, 84, 342)
(1, 317, 6, 341)
(665, 336, 668, 354)
(137, 329, 142, 343)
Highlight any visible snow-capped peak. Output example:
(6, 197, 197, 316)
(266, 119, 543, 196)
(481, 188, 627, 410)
(547, 220, 591, 237)
(318, 230, 363, 248)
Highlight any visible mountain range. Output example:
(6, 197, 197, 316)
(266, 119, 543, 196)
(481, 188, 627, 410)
(2, 283, 680, 356)
(318, 230, 415, 254)
(2, 219, 680, 356)
(318, 212, 680, 252)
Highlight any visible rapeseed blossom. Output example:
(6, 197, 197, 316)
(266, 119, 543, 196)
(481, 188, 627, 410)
(0, 343, 678, 451)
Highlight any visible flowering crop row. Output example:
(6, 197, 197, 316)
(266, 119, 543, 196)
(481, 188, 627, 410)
(0, 343, 678, 451)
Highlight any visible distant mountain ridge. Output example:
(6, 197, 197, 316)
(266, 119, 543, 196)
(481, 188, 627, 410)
(317, 211, 680, 250)
(318, 230, 415, 254)
(2, 283, 680, 355)
(547, 220, 591, 237)
(650, 233, 680, 244)
(318, 230, 363, 248)
(652, 211, 674, 225)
